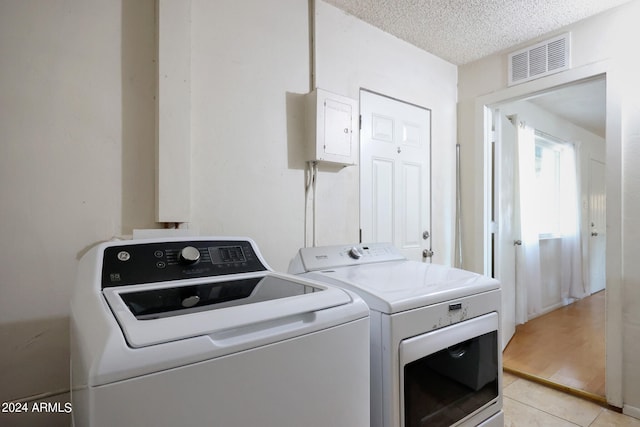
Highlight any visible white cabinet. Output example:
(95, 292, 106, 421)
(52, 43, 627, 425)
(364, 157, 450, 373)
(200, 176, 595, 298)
(306, 88, 358, 166)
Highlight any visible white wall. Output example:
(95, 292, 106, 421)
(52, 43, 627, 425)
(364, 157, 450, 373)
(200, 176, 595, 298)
(0, 0, 155, 425)
(619, 34, 640, 418)
(0, 0, 158, 322)
(313, 1, 458, 264)
(190, 0, 458, 269)
(0, 2, 156, 424)
(190, 0, 310, 271)
(458, 0, 640, 414)
(0, 0, 457, 421)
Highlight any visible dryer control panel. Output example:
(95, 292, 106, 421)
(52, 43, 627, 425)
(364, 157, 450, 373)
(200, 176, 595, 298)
(101, 240, 267, 288)
(289, 242, 405, 273)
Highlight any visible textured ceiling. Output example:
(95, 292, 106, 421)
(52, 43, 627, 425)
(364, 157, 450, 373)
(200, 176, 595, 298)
(324, 0, 633, 65)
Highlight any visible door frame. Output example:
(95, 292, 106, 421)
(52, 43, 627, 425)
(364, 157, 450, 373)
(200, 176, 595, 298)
(474, 60, 623, 407)
(493, 109, 518, 349)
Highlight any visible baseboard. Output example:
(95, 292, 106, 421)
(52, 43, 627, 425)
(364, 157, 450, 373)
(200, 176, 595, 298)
(14, 388, 70, 403)
(529, 301, 565, 320)
(623, 404, 640, 420)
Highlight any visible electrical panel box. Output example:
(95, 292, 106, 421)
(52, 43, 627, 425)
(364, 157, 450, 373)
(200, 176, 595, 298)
(306, 88, 358, 166)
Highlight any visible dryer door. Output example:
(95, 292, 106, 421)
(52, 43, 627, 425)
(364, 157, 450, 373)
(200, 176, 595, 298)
(399, 312, 500, 427)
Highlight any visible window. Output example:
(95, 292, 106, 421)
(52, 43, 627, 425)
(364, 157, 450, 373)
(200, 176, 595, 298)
(534, 134, 563, 238)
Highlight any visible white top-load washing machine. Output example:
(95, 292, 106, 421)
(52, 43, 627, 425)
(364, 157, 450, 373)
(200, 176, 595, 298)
(71, 236, 370, 427)
(289, 243, 503, 427)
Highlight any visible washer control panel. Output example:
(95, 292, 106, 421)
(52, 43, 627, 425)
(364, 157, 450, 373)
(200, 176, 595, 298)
(101, 240, 266, 288)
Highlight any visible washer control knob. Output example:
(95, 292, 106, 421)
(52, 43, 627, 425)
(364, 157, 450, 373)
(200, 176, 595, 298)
(179, 246, 201, 264)
(348, 246, 362, 260)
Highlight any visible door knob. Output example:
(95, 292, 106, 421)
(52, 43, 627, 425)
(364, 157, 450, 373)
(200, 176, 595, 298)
(423, 231, 430, 240)
(514, 240, 522, 246)
(422, 249, 434, 258)
(591, 232, 599, 237)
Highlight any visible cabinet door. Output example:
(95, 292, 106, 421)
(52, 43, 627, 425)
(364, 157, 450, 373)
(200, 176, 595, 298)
(323, 98, 353, 158)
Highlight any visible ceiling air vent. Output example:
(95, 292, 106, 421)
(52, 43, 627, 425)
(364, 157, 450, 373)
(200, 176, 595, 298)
(508, 33, 571, 86)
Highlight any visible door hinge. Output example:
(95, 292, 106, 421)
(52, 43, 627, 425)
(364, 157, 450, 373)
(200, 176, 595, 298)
(359, 115, 362, 131)
(359, 228, 362, 243)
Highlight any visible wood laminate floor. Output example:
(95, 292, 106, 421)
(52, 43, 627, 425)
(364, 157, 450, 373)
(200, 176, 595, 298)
(503, 291, 606, 399)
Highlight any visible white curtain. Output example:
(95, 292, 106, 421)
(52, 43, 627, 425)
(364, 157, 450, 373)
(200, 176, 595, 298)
(515, 122, 542, 323)
(514, 122, 586, 324)
(559, 144, 586, 299)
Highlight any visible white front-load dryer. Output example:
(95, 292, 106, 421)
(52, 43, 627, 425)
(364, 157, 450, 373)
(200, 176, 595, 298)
(290, 243, 503, 427)
(71, 236, 370, 427)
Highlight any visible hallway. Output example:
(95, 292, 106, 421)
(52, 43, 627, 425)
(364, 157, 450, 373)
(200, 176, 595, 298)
(503, 291, 606, 400)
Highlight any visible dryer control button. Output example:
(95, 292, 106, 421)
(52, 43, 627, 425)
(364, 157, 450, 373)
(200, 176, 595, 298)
(179, 246, 201, 264)
(348, 246, 362, 259)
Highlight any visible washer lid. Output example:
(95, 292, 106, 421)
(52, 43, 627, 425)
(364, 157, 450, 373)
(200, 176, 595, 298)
(306, 261, 499, 314)
(103, 272, 354, 348)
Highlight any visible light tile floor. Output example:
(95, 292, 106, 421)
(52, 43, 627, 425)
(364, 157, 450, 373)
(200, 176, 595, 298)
(504, 371, 640, 426)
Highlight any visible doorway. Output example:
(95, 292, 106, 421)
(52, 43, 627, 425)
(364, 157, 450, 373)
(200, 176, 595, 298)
(490, 76, 607, 399)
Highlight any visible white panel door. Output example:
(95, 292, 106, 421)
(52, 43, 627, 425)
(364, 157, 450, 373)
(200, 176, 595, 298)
(495, 111, 518, 349)
(360, 90, 431, 261)
(589, 159, 606, 294)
